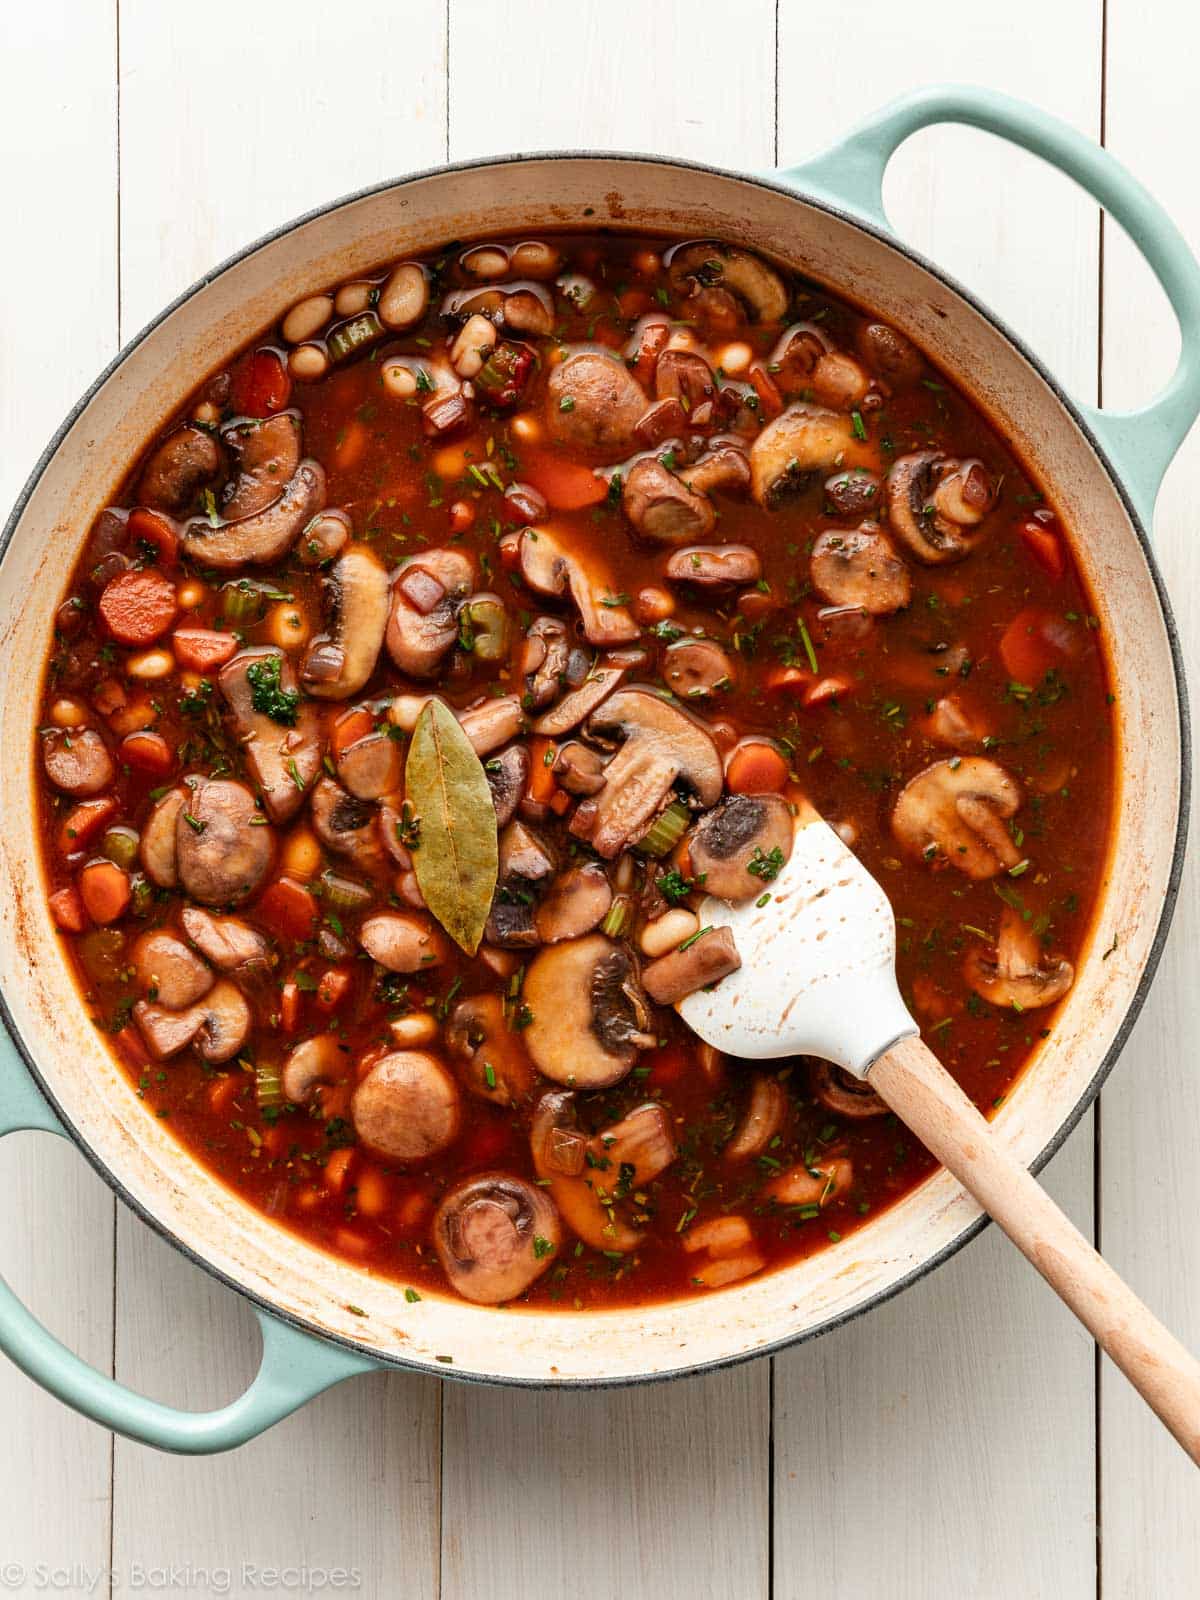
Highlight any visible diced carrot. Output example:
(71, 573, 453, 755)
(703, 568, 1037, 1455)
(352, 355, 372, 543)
(332, 1227, 371, 1258)
(331, 706, 374, 758)
(98, 569, 178, 646)
(749, 364, 784, 420)
(1018, 519, 1066, 580)
(526, 736, 559, 804)
(230, 348, 291, 417)
(354, 1166, 391, 1218)
(49, 886, 87, 933)
(315, 967, 351, 1011)
(333, 419, 368, 472)
(78, 859, 131, 924)
(172, 627, 238, 672)
(998, 606, 1082, 682)
(726, 742, 789, 794)
(395, 1187, 434, 1234)
(448, 499, 476, 534)
(804, 674, 855, 708)
(262, 1124, 290, 1157)
(294, 1184, 323, 1213)
(208, 1075, 244, 1115)
(58, 796, 118, 856)
(631, 322, 669, 387)
(127, 507, 179, 566)
(257, 877, 319, 940)
(548, 788, 573, 817)
(280, 979, 301, 1033)
(523, 454, 608, 511)
(114, 1025, 149, 1067)
(120, 730, 173, 776)
(108, 696, 157, 735)
(765, 665, 812, 696)
(324, 1147, 356, 1195)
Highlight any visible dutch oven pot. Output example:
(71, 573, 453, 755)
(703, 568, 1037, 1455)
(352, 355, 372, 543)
(0, 86, 1194, 1453)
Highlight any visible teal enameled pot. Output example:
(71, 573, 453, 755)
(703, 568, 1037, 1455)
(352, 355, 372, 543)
(0, 86, 1194, 1450)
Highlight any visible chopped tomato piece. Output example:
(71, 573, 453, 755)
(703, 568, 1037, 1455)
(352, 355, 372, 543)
(98, 569, 178, 646)
(58, 796, 118, 856)
(49, 885, 87, 933)
(172, 627, 238, 672)
(998, 606, 1082, 682)
(78, 859, 131, 925)
(1018, 518, 1066, 580)
(127, 507, 179, 566)
(316, 967, 351, 1011)
(258, 877, 319, 941)
(726, 742, 789, 794)
(523, 454, 608, 511)
(230, 348, 291, 417)
(120, 730, 173, 776)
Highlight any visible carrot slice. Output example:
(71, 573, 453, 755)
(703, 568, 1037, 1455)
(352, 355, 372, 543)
(258, 877, 319, 941)
(323, 1147, 356, 1195)
(1018, 520, 1066, 581)
(98, 569, 177, 646)
(331, 706, 374, 758)
(523, 454, 609, 511)
(208, 1075, 244, 1115)
(127, 507, 179, 566)
(526, 736, 559, 804)
(999, 606, 1081, 682)
(49, 886, 87, 933)
(726, 743, 789, 794)
(172, 627, 238, 672)
(280, 979, 301, 1033)
(78, 859, 131, 924)
(120, 730, 173, 776)
(58, 796, 118, 856)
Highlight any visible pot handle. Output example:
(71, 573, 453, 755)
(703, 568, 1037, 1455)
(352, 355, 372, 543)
(0, 1041, 376, 1454)
(777, 84, 1200, 523)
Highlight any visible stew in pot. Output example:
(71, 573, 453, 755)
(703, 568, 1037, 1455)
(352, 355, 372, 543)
(37, 232, 1114, 1309)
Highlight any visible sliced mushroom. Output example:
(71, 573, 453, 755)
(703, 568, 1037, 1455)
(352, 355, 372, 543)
(446, 992, 534, 1107)
(663, 639, 734, 699)
(570, 689, 723, 858)
(654, 348, 716, 408)
(622, 457, 715, 543)
(458, 696, 527, 756)
(131, 930, 213, 1009)
(585, 1102, 677, 1186)
(642, 925, 741, 1004)
(177, 779, 274, 905)
(553, 740, 606, 795)
(518, 616, 571, 708)
(297, 508, 352, 566)
(180, 460, 325, 568)
(517, 526, 639, 646)
(811, 522, 911, 615)
(667, 243, 788, 323)
(689, 794, 794, 902)
(219, 648, 323, 823)
(534, 864, 613, 943)
(810, 1061, 888, 1119)
(531, 1089, 641, 1253)
(531, 665, 624, 736)
(724, 1072, 788, 1161)
(310, 776, 385, 871)
(220, 412, 302, 520)
(133, 979, 251, 1064)
(485, 820, 557, 948)
(433, 1173, 561, 1305)
(140, 786, 185, 887)
(41, 728, 114, 796)
(385, 548, 475, 678)
(886, 452, 998, 564)
(924, 694, 989, 752)
(180, 906, 271, 977)
(351, 1050, 462, 1161)
(663, 544, 762, 588)
(679, 443, 751, 500)
(359, 911, 446, 972)
(963, 910, 1074, 1011)
(824, 467, 883, 519)
(485, 744, 529, 827)
(137, 425, 223, 513)
(523, 935, 655, 1087)
(753, 403, 872, 509)
(301, 545, 390, 699)
(545, 351, 647, 456)
(892, 757, 1022, 878)
(281, 1033, 345, 1105)
(336, 731, 403, 800)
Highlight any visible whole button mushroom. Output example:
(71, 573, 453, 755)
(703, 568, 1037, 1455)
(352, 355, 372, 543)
(432, 1173, 562, 1304)
(176, 779, 274, 905)
(545, 351, 647, 457)
(351, 1050, 462, 1162)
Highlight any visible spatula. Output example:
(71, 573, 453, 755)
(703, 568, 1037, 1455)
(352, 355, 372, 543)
(679, 803, 1200, 1465)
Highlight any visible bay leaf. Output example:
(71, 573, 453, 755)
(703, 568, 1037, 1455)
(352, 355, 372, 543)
(405, 698, 498, 954)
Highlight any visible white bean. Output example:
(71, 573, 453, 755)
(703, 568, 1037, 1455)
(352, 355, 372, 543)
(125, 648, 175, 681)
(450, 314, 497, 379)
(282, 294, 333, 344)
(462, 246, 509, 280)
(718, 341, 753, 376)
(640, 908, 699, 958)
(388, 693, 432, 732)
(381, 358, 418, 399)
(378, 263, 429, 330)
(288, 343, 329, 381)
(389, 1013, 439, 1047)
(334, 281, 372, 316)
(510, 241, 561, 279)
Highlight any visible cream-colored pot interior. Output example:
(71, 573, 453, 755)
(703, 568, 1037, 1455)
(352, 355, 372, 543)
(0, 158, 1182, 1383)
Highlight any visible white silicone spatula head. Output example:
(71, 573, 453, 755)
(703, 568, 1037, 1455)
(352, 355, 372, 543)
(678, 804, 916, 1074)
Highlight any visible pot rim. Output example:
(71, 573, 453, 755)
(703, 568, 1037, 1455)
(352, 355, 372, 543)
(2, 148, 1190, 1388)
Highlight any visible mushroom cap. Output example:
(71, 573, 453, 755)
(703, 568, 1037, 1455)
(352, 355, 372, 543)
(523, 935, 654, 1088)
(136, 424, 223, 513)
(335, 730, 403, 800)
(667, 243, 788, 323)
(530, 1089, 643, 1253)
(689, 794, 794, 902)
(132, 979, 251, 1064)
(810, 1061, 888, 1119)
(180, 906, 271, 976)
(140, 787, 185, 887)
(281, 1033, 344, 1105)
(177, 779, 274, 905)
(963, 910, 1074, 1011)
(810, 522, 911, 616)
(432, 1172, 561, 1304)
(484, 744, 529, 827)
(892, 757, 1022, 879)
(310, 776, 385, 870)
(385, 548, 475, 678)
(534, 863, 613, 943)
(458, 695, 526, 756)
(530, 664, 624, 737)
(301, 544, 390, 700)
(180, 459, 326, 568)
(518, 615, 571, 708)
(351, 1050, 462, 1161)
(750, 403, 871, 508)
(218, 647, 323, 823)
(545, 351, 647, 457)
(663, 544, 762, 589)
(663, 639, 735, 700)
(724, 1072, 788, 1162)
(570, 687, 723, 858)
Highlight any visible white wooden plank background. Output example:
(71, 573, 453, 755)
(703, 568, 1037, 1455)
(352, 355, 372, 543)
(0, 1, 1196, 1594)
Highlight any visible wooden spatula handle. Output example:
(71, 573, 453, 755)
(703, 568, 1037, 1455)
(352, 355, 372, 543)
(871, 1034, 1200, 1466)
